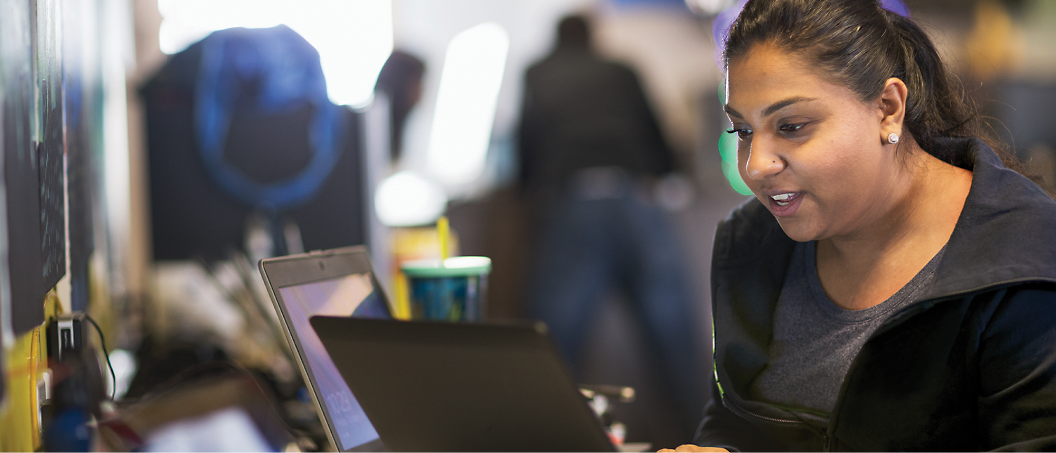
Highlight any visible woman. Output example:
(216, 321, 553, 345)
(665, 0, 1056, 451)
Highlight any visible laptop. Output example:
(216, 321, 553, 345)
(310, 315, 618, 452)
(258, 246, 391, 451)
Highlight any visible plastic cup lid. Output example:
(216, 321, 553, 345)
(401, 256, 492, 278)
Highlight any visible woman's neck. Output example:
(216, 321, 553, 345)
(815, 147, 973, 310)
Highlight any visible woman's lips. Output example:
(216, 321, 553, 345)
(767, 192, 803, 217)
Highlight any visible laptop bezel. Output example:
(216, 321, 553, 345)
(310, 315, 618, 452)
(259, 246, 390, 452)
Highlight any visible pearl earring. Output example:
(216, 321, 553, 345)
(887, 133, 899, 144)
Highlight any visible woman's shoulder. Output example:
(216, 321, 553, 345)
(924, 138, 1056, 299)
(964, 138, 1056, 214)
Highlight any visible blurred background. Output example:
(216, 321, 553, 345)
(2, 0, 1056, 450)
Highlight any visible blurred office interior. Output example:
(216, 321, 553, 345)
(2, 0, 1055, 450)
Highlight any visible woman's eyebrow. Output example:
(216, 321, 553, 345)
(724, 104, 743, 118)
(763, 96, 817, 117)
(725, 96, 817, 120)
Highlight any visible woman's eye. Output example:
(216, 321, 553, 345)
(725, 127, 753, 139)
(779, 123, 806, 134)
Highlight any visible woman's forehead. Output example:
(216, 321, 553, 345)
(727, 45, 820, 93)
(725, 45, 857, 116)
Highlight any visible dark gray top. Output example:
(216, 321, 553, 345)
(749, 241, 945, 421)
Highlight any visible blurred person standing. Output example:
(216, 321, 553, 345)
(374, 50, 426, 164)
(518, 14, 705, 439)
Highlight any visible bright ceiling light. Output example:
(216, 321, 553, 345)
(374, 171, 448, 227)
(156, 0, 392, 108)
(296, 1, 393, 108)
(427, 22, 510, 186)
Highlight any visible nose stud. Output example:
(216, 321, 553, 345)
(887, 133, 899, 144)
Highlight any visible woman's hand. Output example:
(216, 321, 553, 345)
(658, 445, 729, 452)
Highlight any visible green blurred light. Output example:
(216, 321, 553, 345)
(721, 159, 753, 196)
(717, 77, 749, 195)
(718, 130, 737, 163)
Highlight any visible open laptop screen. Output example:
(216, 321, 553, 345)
(277, 272, 389, 451)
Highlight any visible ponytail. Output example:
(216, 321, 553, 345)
(886, 11, 1020, 171)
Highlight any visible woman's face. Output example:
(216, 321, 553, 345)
(725, 44, 900, 243)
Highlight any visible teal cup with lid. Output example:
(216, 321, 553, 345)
(401, 256, 491, 321)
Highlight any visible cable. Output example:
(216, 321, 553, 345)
(84, 314, 117, 400)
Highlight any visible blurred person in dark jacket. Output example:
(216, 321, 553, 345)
(518, 14, 705, 439)
(374, 50, 425, 163)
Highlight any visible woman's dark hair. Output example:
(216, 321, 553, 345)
(724, 0, 1024, 172)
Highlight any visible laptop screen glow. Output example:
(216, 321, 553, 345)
(278, 272, 389, 450)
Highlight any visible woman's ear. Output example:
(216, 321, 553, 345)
(879, 77, 908, 142)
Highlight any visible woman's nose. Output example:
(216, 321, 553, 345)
(744, 139, 785, 180)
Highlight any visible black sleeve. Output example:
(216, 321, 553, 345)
(977, 285, 1056, 451)
(694, 377, 745, 451)
(694, 373, 784, 452)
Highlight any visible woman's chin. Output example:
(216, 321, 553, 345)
(776, 221, 819, 243)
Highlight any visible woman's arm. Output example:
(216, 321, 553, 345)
(977, 285, 1056, 451)
(687, 374, 777, 452)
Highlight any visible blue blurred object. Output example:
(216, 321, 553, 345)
(880, 0, 911, 18)
(195, 25, 345, 210)
(608, 0, 691, 12)
(43, 408, 93, 452)
(711, 0, 748, 70)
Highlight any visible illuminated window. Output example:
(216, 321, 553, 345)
(426, 22, 509, 186)
(157, 0, 393, 108)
